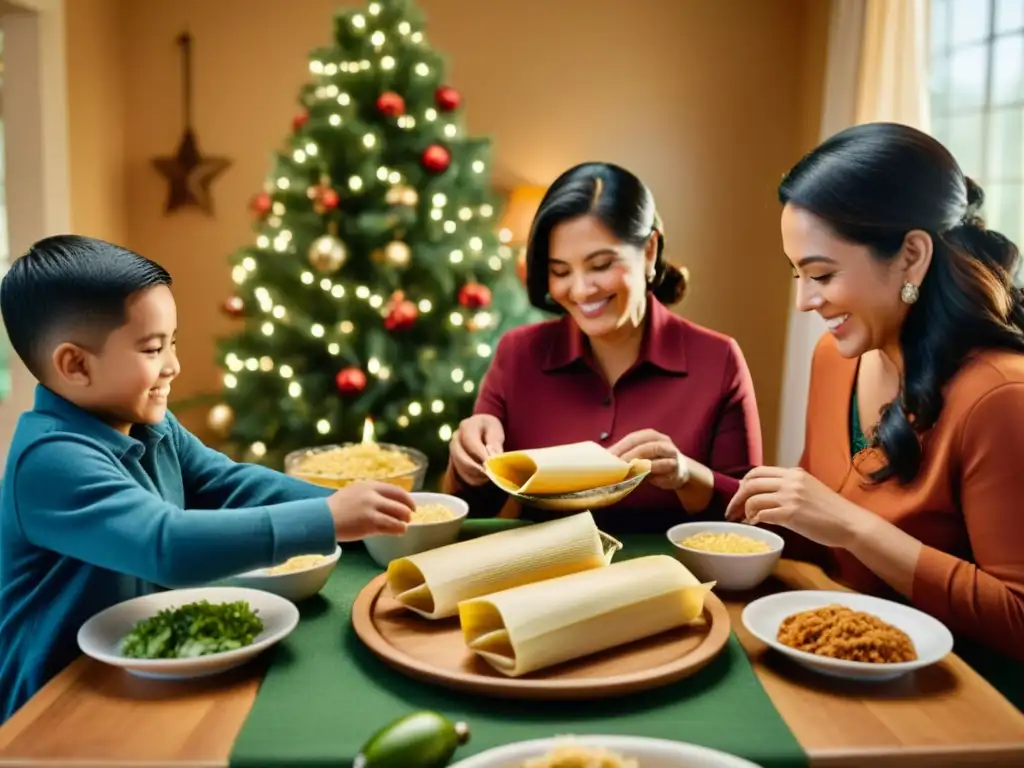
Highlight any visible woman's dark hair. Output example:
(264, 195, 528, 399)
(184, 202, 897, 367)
(523, 162, 688, 311)
(779, 122, 1024, 484)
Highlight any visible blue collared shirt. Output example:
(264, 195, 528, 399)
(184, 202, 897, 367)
(0, 385, 336, 723)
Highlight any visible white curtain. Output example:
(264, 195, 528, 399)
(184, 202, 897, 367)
(775, 0, 931, 467)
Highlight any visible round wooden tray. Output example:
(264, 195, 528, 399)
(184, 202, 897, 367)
(351, 573, 731, 700)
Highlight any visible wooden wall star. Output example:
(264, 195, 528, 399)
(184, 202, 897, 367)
(152, 31, 232, 216)
(153, 129, 231, 215)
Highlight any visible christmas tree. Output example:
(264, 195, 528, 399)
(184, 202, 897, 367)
(207, 0, 540, 481)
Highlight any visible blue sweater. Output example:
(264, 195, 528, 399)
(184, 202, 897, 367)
(0, 385, 336, 723)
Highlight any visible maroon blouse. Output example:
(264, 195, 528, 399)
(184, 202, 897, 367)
(443, 297, 763, 534)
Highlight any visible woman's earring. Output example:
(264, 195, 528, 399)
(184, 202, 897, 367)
(900, 282, 919, 304)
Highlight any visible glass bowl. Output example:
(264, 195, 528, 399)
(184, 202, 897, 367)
(284, 442, 429, 491)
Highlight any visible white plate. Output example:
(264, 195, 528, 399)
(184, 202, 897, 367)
(450, 735, 761, 768)
(216, 545, 341, 601)
(742, 590, 953, 681)
(77, 586, 299, 680)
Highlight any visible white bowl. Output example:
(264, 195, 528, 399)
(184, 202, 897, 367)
(666, 521, 783, 591)
(450, 735, 760, 768)
(216, 545, 341, 602)
(363, 491, 469, 568)
(77, 586, 299, 680)
(742, 589, 954, 681)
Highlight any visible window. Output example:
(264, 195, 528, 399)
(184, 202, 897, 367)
(929, 0, 1024, 278)
(0, 28, 9, 402)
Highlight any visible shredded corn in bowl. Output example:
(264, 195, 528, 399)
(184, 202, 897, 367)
(678, 531, 772, 555)
(285, 442, 427, 490)
(410, 503, 457, 524)
(264, 554, 329, 575)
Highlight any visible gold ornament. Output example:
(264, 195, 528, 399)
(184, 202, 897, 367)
(308, 235, 348, 273)
(386, 184, 419, 207)
(383, 240, 411, 268)
(207, 403, 235, 436)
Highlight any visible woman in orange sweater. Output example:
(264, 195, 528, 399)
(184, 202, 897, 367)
(726, 123, 1024, 674)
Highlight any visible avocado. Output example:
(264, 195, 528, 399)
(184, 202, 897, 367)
(353, 710, 471, 768)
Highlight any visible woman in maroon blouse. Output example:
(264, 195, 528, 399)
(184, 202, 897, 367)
(443, 162, 763, 533)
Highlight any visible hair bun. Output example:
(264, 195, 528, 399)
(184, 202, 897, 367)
(652, 263, 688, 305)
(965, 176, 985, 214)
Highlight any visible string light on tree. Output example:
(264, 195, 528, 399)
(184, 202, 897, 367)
(207, 403, 235, 436)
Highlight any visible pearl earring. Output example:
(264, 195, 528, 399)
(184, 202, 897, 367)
(900, 282, 919, 304)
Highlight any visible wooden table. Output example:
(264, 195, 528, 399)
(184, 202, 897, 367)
(2, 560, 1023, 768)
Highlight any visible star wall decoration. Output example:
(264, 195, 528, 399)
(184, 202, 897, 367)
(151, 31, 232, 217)
(153, 129, 232, 215)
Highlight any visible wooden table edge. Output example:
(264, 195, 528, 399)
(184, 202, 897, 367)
(807, 742, 1024, 767)
(3, 559, 1024, 766)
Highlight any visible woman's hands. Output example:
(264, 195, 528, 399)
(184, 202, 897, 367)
(450, 414, 505, 486)
(608, 429, 689, 490)
(725, 466, 875, 548)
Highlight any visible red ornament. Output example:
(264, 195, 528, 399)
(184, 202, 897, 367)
(335, 367, 367, 395)
(435, 85, 461, 112)
(458, 282, 492, 309)
(422, 144, 451, 174)
(250, 192, 273, 218)
(376, 91, 406, 117)
(222, 296, 245, 318)
(292, 109, 309, 132)
(313, 187, 340, 214)
(385, 300, 419, 332)
(322, 188, 340, 208)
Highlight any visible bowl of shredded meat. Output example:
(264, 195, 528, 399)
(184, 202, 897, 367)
(741, 590, 954, 681)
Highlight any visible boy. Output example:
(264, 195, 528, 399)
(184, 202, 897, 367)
(0, 235, 414, 723)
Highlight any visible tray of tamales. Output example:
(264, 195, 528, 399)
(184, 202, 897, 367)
(481, 440, 651, 512)
(351, 511, 730, 699)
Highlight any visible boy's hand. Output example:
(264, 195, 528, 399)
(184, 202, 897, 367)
(327, 481, 415, 540)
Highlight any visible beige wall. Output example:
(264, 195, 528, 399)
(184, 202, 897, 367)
(61, 0, 828, 462)
(65, 0, 128, 242)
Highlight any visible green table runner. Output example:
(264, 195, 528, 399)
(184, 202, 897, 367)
(230, 521, 807, 768)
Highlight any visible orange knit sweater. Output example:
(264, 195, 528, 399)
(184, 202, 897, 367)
(793, 333, 1024, 661)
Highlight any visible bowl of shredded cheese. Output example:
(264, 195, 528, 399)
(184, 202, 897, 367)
(666, 522, 783, 592)
(285, 442, 428, 491)
(216, 545, 342, 602)
(363, 491, 470, 568)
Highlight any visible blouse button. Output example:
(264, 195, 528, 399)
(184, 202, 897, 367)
(600, 431, 610, 441)
(602, 395, 612, 406)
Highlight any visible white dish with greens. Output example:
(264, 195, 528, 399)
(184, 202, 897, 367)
(77, 586, 298, 679)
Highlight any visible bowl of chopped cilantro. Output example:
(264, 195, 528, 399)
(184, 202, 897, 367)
(77, 587, 299, 679)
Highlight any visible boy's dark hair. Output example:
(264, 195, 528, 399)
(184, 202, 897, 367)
(0, 235, 172, 379)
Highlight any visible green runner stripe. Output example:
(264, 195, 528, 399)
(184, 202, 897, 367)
(229, 520, 807, 768)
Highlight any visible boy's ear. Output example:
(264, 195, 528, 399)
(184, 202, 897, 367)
(51, 343, 93, 387)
